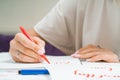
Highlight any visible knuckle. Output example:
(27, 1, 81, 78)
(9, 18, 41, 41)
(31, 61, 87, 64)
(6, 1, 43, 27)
(15, 33, 21, 39)
(38, 40, 45, 47)
(38, 38, 45, 44)
(21, 40, 31, 48)
(41, 40, 45, 46)
(9, 49, 13, 54)
(22, 40, 29, 47)
(34, 37, 40, 40)
(40, 39, 45, 43)
(10, 40, 16, 47)
(33, 45, 39, 52)
(9, 40, 14, 46)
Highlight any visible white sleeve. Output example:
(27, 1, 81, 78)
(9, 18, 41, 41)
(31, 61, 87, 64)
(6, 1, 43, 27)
(34, 0, 78, 55)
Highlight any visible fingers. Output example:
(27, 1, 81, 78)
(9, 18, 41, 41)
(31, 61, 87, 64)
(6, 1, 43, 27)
(10, 39, 40, 60)
(71, 44, 119, 63)
(71, 44, 102, 60)
(32, 37, 45, 54)
(78, 51, 100, 59)
(32, 37, 45, 47)
(14, 33, 45, 53)
(86, 55, 103, 62)
(78, 44, 98, 53)
(71, 44, 99, 58)
(86, 53, 119, 63)
(9, 33, 45, 63)
(9, 49, 42, 63)
(71, 50, 100, 60)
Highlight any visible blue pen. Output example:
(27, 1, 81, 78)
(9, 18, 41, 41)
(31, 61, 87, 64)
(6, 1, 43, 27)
(18, 69, 50, 75)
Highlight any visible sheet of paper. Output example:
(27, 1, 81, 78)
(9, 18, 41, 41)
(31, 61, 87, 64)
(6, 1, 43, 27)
(47, 64, 80, 80)
(0, 73, 51, 80)
(0, 52, 120, 80)
(74, 62, 120, 80)
(0, 52, 80, 80)
(47, 63, 120, 80)
(0, 52, 80, 69)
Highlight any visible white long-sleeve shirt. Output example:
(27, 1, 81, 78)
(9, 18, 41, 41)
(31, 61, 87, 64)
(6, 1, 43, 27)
(34, 0, 120, 58)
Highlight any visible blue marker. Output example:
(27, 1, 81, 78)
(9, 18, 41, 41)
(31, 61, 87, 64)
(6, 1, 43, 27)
(18, 69, 50, 75)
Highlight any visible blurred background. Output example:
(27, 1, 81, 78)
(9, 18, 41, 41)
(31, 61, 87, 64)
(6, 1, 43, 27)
(0, 0, 59, 52)
(0, 0, 58, 34)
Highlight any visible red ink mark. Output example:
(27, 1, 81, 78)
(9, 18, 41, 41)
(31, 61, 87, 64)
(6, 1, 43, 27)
(113, 75, 116, 78)
(55, 61, 71, 64)
(78, 73, 82, 75)
(109, 68, 112, 71)
(60, 62, 62, 64)
(74, 70, 77, 75)
(91, 74, 95, 78)
(99, 75, 103, 78)
(82, 73, 85, 76)
(104, 75, 107, 77)
(117, 75, 120, 78)
(86, 74, 90, 78)
(66, 61, 70, 64)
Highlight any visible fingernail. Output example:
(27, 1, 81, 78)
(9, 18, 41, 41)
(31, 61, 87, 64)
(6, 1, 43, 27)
(71, 53, 81, 58)
(38, 50, 44, 55)
(74, 50, 79, 54)
(86, 59, 91, 62)
(37, 47, 45, 55)
(71, 50, 80, 57)
(41, 47, 45, 53)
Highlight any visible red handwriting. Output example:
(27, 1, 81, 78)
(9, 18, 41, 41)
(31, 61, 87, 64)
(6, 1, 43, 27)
(91, 67, 112, 71)
(73, 69, 120, 79)
(55, 61, 70, 64)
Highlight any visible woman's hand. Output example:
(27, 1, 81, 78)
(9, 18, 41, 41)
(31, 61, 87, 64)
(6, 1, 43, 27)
(71, 44, 119, 63)
(9, 32, 45, 63)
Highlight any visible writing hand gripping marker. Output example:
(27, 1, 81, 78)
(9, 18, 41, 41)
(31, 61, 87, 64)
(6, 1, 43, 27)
(20, 26, 50, 64)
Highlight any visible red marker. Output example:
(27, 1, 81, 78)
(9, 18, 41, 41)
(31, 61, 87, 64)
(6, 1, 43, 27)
(20, 26, 50, 64)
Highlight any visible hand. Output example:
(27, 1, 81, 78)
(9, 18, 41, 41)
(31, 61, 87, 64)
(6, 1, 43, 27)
(71, 44, 119, 63)
(9, 33, 45, 63)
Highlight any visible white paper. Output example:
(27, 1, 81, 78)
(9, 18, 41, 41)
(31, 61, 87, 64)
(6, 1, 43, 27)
(0, 52, 80, 80)
(0, 53, 80, 69)
(0, 52, 120, 80)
